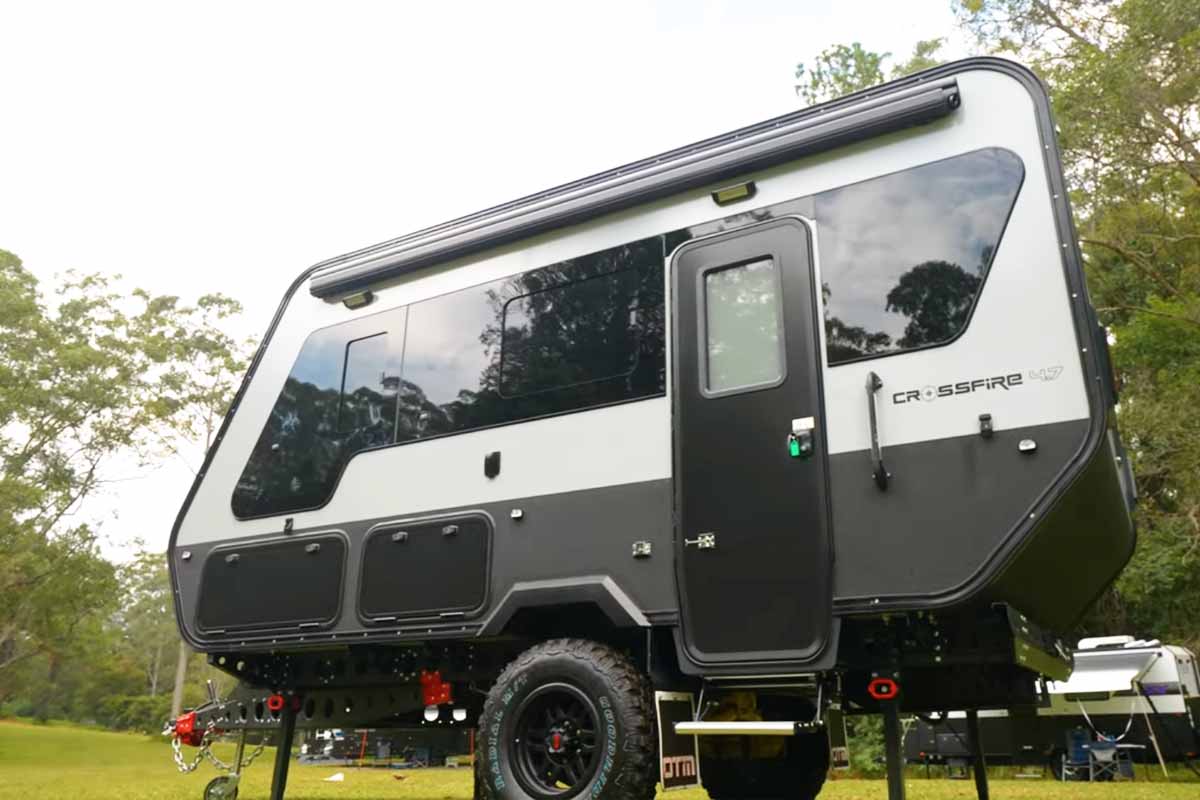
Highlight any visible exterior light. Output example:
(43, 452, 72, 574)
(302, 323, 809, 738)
(342, 290, 375, 310)
(711, 181, 756, 207)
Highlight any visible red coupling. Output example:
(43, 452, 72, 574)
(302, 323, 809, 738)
(867, 677, 900, 701)
(266, 694, 286, 713)
(173, 711, 205, 747)
(420, 669, 453, 706)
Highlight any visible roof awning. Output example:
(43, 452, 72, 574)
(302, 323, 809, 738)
(1046, 649, 1159, 695)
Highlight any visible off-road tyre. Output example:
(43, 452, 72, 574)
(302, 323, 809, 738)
(700, 712, 829, 799)
(476, 638, 657, 800)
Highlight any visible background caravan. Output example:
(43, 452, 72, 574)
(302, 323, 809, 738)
(906, 637, 1200, 776)
(167, 58, 1136, 800)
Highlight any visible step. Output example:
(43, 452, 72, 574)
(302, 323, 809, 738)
(674, 721, 813, 736)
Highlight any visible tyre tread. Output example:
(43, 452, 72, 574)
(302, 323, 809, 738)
(477, 638, 657, 800)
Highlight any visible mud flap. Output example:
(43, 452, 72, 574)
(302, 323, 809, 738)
(827, 700, 851, 770)
(655, 691, 701, 790)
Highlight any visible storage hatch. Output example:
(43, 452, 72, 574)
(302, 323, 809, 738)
(197, 534, 345, 633)
(359, 515, 490, 621)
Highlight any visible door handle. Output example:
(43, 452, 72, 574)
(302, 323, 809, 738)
(788, 417, 816, 459)
(866, 371, 890, 491)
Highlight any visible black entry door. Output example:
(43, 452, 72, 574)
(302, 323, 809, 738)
(672, 217, 831, 665)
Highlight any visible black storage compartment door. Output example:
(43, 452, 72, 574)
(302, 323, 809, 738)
(197, 534, 346, 633)
(359, 515, 490, 621)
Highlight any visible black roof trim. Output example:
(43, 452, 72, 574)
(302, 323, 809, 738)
(309, 77, 960, 299)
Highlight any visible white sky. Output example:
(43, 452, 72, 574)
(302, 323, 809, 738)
(0, 0, 970, 559)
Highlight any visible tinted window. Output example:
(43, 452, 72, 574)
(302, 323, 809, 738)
(703, 258, 784, 394)
(500, 265, 660, 397)
(398, 235, 665, 439)
(233, 237, 665, 518)
(815, 148, 1023, 364)
(232, 311, 404, 518)
(338, 334, 398, 433)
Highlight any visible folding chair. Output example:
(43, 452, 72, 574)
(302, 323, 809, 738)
(1088, 739, 1121, 781)
(1059, 728, 1090, 781)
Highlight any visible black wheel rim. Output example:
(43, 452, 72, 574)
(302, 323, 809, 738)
(511, 682, 602, 798)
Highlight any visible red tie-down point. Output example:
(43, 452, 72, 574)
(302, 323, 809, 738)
(420, 669, 453, 706)
(867, 677, 900, 701)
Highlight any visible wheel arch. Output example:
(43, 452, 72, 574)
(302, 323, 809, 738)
(477, 576, 649, 638)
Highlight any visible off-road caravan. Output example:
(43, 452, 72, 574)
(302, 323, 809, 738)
(167, 58, 1135, 800)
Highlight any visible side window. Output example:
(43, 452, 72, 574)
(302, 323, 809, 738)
(233, 237, 666, 518)
(815, 148, 1024, 365)
(397, 235, 665, 439)
(499, 264, 660, 398)
(338, 333, 398, 434)
(232, 312, 403, 519)
(702, 258, 785, 395)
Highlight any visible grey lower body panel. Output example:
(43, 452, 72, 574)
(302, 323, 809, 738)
(828, 417, 1134, 630)
(830, 419, 1092, 603)
(173, 479, 676, 650)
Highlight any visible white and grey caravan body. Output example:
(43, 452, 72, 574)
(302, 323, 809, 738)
(168, 59, 1135, 800)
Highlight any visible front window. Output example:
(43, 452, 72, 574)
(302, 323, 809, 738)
(815, 147, 1024, 365)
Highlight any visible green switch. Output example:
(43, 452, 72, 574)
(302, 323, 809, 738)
(789, 431, 814, 459)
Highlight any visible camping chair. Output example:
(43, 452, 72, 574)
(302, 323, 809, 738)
(1088, 738, 1121, 781)
(1059, 728, 1090, 781)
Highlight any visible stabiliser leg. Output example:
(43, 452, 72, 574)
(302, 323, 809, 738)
(233, 729, 247, 775)
(966, 709, 990, 800)
(881, 698, 906, 800)
(269, 701, 298, 800)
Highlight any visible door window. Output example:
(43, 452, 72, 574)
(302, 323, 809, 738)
(702, 258, 785, 395)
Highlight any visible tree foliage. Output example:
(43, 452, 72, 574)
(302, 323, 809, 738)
(0, 248, 249, 701)
(795, 43, 890, 105)
(795, 39, 946, 105)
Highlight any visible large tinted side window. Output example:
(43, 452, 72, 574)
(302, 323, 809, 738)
(397, 235, 665, 440)
(815, 148, 1024, 365)
(232, 310, 404, 518)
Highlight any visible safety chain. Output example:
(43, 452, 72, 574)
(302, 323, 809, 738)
(169, 720, 268, 775)
(170, 720, 217, 774)
(238, 738, 270, 771)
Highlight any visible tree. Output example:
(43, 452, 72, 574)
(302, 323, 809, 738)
(0, 249, 249, 689)
(795, 43, 889, 105)
(795, 39, 946, 104)
(117, 546, 178, 697)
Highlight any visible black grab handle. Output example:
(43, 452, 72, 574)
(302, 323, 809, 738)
(866, 371, 890, 491)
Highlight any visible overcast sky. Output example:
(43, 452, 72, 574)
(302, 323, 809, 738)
(0, 1, 970, 559)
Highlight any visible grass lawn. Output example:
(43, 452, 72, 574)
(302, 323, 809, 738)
(0, 719, 1195, 799)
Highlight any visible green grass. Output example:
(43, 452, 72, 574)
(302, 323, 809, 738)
(0, 719, 1195, 799)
